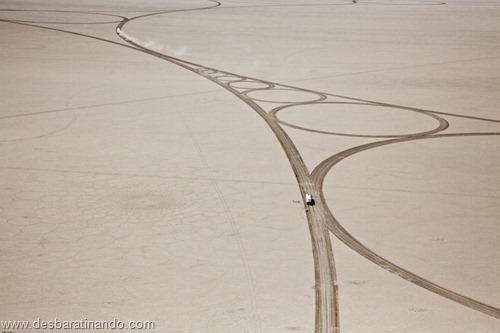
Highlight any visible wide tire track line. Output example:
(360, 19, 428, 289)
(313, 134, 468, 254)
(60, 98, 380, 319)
(311, 133, 500, 319)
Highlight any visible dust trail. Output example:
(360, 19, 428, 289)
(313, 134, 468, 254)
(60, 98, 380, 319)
(117, 28, 187, 55)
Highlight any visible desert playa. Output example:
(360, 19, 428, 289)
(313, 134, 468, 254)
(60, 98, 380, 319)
(0, 0, 499, 332)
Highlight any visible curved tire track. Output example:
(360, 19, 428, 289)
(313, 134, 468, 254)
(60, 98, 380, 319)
(311, 133, 500, 319)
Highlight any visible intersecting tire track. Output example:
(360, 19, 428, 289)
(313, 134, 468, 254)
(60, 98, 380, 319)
(311, 133, 500, 320)
(2, 1, 500, 332)
(118, 5, 500, 324)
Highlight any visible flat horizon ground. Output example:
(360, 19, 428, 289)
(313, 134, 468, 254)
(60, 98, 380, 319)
(0, 1, 499, 332)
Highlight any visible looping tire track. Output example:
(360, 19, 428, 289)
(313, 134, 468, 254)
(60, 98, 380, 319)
(311, 132, 500, 320)
(117, 2, 340, 331)
(269, 101, 449, 138)
(208, 79, 340, 333)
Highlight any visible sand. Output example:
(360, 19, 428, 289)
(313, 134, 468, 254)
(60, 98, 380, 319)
(0, 1, 499, 332)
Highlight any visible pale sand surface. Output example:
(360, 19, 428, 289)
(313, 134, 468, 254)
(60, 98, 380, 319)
(0, 1, 499, 332)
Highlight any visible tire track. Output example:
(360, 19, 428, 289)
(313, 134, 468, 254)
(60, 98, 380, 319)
(5, 5, 338, 332)
(205, 77, 340, 333)
(117, 12, 342, 328)
(117, 2, 340, 332)
(269, 101, 449, 138)
(310, 132, 500, 319)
